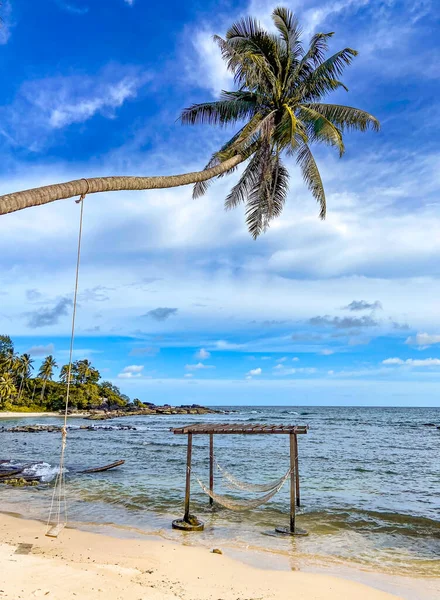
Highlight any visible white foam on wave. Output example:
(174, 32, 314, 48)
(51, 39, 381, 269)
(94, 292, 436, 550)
(22, 462, 68, 483)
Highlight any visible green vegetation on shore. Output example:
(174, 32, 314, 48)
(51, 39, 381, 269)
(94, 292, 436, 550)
(0, 335, 130, 411)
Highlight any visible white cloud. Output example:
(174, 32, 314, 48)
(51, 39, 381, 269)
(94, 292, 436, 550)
(276, 357, 287, 363)
(274, 366, 317, 375)
(27, 343, 55, 356)
(382, 358, 440, 367)
(118, 364, 144, 377)
(195, 348, 211, 360)
(247, 367, 262, 376)
(184, 373, 193, 378)
(188, 29, 232, 97)
(122, 365, 144, 373)
(405, 333, 440, 348)
(55, 1, 89, 15)
(185, 362, 215, 371)
(0, 1, 13, 45)
(320, 349, 335, 355)
(292, 357, 299, 362)
(214, 340, 243, 350)
(0, 66, 150, 149)
(49, 77, 140, 128)
(382, 358, 404, 365)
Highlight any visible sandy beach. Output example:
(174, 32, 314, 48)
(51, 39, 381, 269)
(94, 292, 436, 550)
(0, 412, 90, 419)
(0, 512, 412, 600)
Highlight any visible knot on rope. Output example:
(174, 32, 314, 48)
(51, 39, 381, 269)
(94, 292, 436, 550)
(76, 178, 90, 203)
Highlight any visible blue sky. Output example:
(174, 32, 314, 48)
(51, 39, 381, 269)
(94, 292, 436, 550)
(0, 0, 439, 406)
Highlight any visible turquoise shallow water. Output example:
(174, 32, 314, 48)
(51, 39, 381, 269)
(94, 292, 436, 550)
(1, 406, 439, 577)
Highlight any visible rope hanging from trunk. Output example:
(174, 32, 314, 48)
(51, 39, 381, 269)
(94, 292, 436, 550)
(195, 466, 292, 511)
(215, 458, 291, 493)
(46, 185, 87, 537)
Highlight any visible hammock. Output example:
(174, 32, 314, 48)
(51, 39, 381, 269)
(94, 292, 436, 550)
(215, 458, 290, 493)
(196, 467, 291, 511)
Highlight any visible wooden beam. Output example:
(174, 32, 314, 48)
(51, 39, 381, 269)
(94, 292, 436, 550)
(289, 433, 296, 534)
(172, 423, 309, 435)
(294, 434, 300, 507)
(184, 433, 192, 522)
(209, 433, 214, 507)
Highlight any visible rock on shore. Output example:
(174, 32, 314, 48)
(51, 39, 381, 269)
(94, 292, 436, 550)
(84, 403, 226, 420)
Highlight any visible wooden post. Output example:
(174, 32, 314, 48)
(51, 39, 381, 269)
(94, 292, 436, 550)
(209, 433, 214, 506)
(184, 433, 192, 522)
(294, 434, 300, 507)
(289, 433, 296, 534)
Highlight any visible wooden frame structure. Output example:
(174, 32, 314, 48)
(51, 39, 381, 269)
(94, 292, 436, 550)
(171, 423, 308, 535)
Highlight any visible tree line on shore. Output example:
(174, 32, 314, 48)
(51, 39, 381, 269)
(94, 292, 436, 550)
(0, 335, 131, 411)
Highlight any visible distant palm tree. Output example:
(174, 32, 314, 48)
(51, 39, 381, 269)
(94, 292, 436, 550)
(16, 353, 34, 403)
(0, 373, 17, 407)
(76, 359, 100, 384)
(0, 7, 379, 236)
(59, 364, 71, 385)
(38, 355, 58, 404)
(0, 348, 15, 374)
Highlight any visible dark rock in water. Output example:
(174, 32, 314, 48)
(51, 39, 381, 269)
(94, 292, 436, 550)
(0, 425, 62, 434)
(423, 423, 437, 427)
(211, 548, 223, 555)
(0, 424, 136, 433)
(84, 403, 224, 420)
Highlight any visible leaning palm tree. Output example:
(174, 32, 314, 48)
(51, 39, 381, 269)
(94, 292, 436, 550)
(38, 355, 58, 404)
(0, 7, 379, 236)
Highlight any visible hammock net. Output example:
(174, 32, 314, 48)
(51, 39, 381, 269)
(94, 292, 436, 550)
(196, 466, 291, 511)
(215, 459, 290, 493)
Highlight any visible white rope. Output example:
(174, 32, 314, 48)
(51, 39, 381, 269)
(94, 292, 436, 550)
(46, 189, 86, 537)
(195, 467, 292, 511)
(215, 458, 290, 493)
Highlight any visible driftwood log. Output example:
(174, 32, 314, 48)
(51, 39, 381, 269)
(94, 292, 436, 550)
(0, 459, 125, 484)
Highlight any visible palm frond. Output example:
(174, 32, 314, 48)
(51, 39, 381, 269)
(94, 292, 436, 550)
(272, 7, 303, 58)
(296, 143, 326, 219)
(226, 16, 263, 41)
(246, 154, 289, 239)
(224, 151, 261, 210)
(222, 21, 284, 93)
(273, 104, 307, 149)
(297, 104, 345, 156)
(287, 31, 335, 90)
(303, 103, 380, 132)
(214, 35, 277, 93)
(309, 47, 358, 81)
(304, 32, 335, 67)
(180, 98, 258, 127)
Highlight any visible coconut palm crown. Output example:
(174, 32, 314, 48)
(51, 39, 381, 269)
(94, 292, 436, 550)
(181, 7, 380, 238)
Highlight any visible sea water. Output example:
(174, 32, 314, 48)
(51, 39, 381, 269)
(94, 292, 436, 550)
(1, 406, 439, 577)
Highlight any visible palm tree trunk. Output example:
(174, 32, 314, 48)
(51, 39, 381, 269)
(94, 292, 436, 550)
(40, 380, 46, 405)
(18, 374, 24, 403)
(0, 155, 245, 216)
